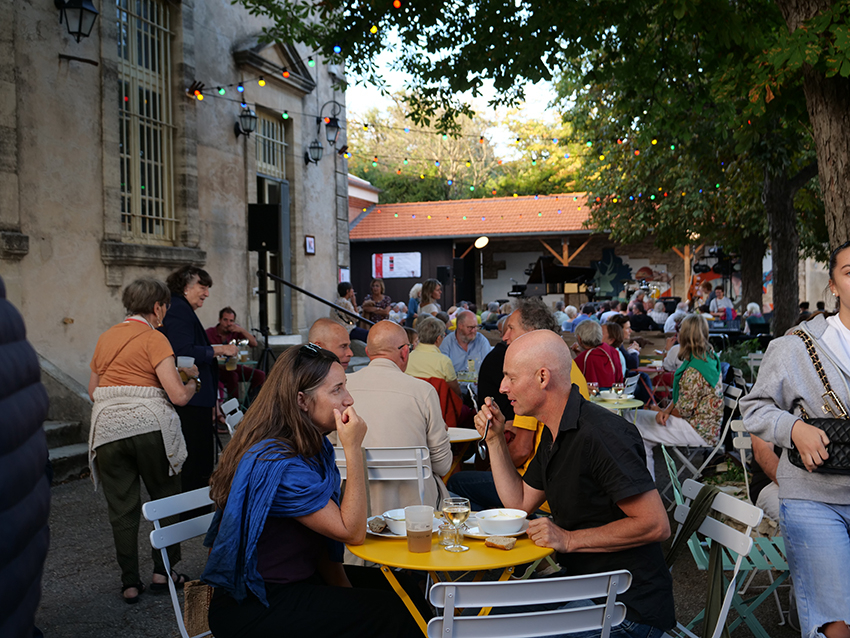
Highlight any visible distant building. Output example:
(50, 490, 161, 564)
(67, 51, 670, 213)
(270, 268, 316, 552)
(0, 0, 349, 386)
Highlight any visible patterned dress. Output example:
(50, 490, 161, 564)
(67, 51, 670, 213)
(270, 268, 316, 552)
(675, 367, 724, 444)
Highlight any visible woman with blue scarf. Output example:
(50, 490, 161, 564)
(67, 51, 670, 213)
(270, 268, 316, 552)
(625, 314, 724, 480)
(203, 344, 425, 637)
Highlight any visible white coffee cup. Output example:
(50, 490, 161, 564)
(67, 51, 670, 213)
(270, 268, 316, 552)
(176, 356, 194, 368)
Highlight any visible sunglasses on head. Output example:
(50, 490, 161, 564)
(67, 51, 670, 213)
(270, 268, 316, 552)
(298, 342, 339, 363)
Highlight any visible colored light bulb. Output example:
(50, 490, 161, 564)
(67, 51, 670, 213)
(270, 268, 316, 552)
(217, 87, 225, 95)
(282, 111, 289, 119)
(237, 84, 244, 92)
(258, 76, 266, 87)
(308, 57, 315, 67)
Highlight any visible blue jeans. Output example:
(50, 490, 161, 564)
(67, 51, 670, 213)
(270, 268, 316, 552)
(446, 471, 503, 512)
(780, 499, 850, 638)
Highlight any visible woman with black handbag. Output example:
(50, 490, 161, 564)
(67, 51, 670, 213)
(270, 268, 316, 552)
(741, 241, 850, 638)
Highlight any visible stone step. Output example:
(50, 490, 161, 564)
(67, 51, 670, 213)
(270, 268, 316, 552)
(43, 420, 83, 448)
(48, 443, 90, 484)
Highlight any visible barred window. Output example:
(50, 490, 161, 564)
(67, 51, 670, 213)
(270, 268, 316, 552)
(117, 0, 175, 244)
(256, 112, 288, 180)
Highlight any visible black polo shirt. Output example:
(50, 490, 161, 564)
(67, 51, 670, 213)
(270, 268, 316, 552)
(523, 386, 676, 630)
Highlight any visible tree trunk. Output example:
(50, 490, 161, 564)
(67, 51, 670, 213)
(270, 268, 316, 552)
(739, 232, 766, 311)
(775, 0, 850, 252)
(763, 170, 800, 336)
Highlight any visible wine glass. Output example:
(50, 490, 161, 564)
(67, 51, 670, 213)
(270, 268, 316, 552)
(587, 381, 599, 398)
(612, 382, 625, 400)
(441, 497, 470, 553)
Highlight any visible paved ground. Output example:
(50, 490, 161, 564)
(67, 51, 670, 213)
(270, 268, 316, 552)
(36, 467, 798, 638)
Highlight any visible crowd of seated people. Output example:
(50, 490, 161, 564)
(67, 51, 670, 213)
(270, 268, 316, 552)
(119, 261, 847, 638)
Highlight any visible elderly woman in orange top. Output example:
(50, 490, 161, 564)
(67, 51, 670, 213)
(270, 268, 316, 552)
(88, 278, 200, 603)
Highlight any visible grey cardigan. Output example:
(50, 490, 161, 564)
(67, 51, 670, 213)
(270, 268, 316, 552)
(740, 314, 850, 504)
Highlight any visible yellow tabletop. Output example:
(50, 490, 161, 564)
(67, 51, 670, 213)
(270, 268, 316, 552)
(347, 534, 552, 571)
(448, 427, 480, 443)
(591, 397, 644, 412)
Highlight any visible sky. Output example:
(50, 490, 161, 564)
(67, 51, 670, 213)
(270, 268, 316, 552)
(342, 46, 561, 159)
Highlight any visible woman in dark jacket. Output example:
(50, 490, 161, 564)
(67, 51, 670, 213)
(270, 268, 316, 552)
(162, 266, 237, 496)
(0, 276, 50, 638)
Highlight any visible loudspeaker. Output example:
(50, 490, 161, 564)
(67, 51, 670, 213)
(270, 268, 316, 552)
(452, 258, 465, 284)
(436, 265, 451, 286)
(248, 203, 281, 252)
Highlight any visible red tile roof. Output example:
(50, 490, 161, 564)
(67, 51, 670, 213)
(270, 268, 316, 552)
(349, 193, 594, 241)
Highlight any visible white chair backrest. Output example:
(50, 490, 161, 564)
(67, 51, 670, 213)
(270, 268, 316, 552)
(220, 398, 243, 436)
(141, 488, 215, 638)
(671, 479, 762, 638)
(624, 375, 639, 395)
(730, 419, 750, 450)
(427, 570, 631, 638)
(334, 446, 432, 506)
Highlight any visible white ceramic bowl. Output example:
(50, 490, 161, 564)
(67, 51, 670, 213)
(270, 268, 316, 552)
(382, 509, 407, 535)
(476, 509, 527, 535)
(598, 390, 619, 401)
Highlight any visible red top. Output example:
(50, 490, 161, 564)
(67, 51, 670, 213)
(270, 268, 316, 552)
(575, 343, 623, 388)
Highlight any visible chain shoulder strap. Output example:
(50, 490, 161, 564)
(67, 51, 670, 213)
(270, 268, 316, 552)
(793, 330, 849, 419)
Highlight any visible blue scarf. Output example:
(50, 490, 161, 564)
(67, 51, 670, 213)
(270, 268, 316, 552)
(202, 437, 341, 606)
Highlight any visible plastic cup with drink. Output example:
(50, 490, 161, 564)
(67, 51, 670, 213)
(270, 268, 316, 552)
(404, 505, 434, 553)
(176, 356, 194, 383)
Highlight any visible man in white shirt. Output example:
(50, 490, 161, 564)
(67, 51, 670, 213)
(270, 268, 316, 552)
(346, 321, 452, 513)
(709, 287, 734, 318)
(664, 302, 690, 333)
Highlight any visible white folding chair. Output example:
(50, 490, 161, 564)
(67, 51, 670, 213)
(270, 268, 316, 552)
(730, 419, 792, 627)
(667, 479, 762, 638)
(220, 397, 243, 436)
(427, 570, 631, 638)
(141, 488, 215, 638)
(334, 446, 432, 510)
(623, 374, 639, 396)
(746, 352, 764, 386)
(667, 384, 742, 485)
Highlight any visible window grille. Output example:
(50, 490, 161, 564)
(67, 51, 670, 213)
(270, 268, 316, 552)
(255, 112, 288, 181)
(117, 0, 176, 243)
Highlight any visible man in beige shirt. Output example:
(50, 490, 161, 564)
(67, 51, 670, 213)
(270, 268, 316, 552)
(346, 320, 452, 514)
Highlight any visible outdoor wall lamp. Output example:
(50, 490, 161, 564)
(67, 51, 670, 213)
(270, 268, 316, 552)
(234, 106, 258, 138)
(304, 139, 324, 165)
(306, 100, 344, 165)
(55, 0, 99, 43)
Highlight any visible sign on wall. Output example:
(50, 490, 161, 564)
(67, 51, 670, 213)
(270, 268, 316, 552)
(372, 252, 422, 279)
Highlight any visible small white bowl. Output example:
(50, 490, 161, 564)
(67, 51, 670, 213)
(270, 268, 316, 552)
(476, 509, 527, 535)
(598, 390, 619, 401)
(382, 509, 407, 535)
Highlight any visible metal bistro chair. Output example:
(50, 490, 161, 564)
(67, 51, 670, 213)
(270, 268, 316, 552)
(666, 479, 763, 638)
(220, 397, 244, 436)
(730, 419, 793, 629)
(664, 384, 743, 493)
(141, 487, 216, 638)
(427, 570, 631, 638)
(334, 446, 432, 513)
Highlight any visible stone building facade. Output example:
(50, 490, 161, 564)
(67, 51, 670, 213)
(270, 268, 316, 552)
(0, 0, 349, 387)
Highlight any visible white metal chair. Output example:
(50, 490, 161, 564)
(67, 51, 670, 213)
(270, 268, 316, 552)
(220, 397, 243, 436)
(746, 352, 764, 386)
(426, 569, 631, 638)
(334, 446, 432, 511)
(666, 384, 742, 486)
(729, 419, 792, 627)
(623, 374, 639, 396)
(141, 487, 215, 638)
(667, 479, 762, 638)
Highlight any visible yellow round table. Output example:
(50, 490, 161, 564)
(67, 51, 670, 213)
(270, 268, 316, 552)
(347, 534, 553, 635)
(447, 427, 480, 443)
(591, 397, 644, 414)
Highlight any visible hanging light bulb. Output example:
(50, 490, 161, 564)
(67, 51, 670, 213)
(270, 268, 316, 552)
(282, 68, 290, 79)
(237, 83, 244, 93)
(217, 87, 225, 95)
(307, 57, 316, 67)
(258, 76, 266, 87)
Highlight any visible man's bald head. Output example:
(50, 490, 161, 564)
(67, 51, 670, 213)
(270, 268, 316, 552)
(366, 320, 410, 371)
(501, 330, 573, 422)
(308, 318, 353, 367)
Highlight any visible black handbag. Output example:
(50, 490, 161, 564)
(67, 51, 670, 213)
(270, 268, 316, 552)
(787, 330, 850, 475)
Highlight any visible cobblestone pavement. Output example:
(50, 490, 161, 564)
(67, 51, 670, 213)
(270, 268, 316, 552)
(37, 469, 797, 638)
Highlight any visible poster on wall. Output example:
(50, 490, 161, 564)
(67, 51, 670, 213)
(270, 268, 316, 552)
(372, 252, 421, 279)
